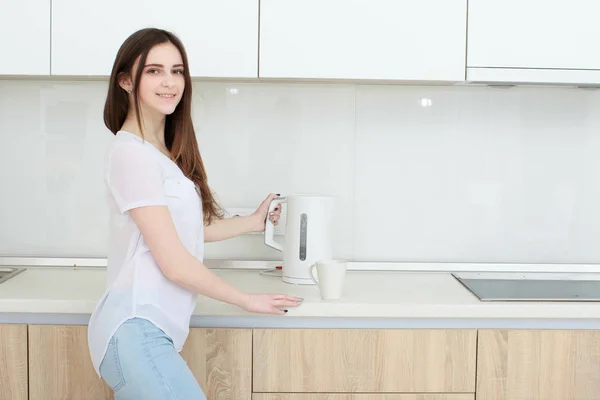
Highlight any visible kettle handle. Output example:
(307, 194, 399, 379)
(264, 197, 286, 252)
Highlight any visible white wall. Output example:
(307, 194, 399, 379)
(1, 80, 600, 264)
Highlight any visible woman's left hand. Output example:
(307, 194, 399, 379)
(251, 193, 282, 233)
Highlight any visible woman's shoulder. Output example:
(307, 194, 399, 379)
(105, 132, 156, 169)
(113, 130, 145, 147)
(108, 131, 152, 156)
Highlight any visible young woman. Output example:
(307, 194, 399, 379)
(87, 28, 302, 399)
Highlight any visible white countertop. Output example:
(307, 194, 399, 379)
(1, 267, 600, 329)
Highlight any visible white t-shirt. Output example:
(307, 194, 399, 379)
(88, 130, 205, 375)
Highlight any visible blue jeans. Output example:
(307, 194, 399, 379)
(99, 318, 206, 400)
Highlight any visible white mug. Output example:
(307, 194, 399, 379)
(310, 260, 347, 300)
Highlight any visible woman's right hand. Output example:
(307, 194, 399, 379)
(241, 293, 303, 315)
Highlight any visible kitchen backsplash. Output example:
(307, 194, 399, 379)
(1, 80, 600, 264)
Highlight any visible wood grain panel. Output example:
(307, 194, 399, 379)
(0, 324, 28, 400)
(29, 325, 111, 400)
(477, 329, 600, 400)
(253, 329, 477, 393)
(253, 394, 475, 400)
(182, 328, 252, 400)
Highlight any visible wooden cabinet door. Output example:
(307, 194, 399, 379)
(28, 325, 111, 400)
(253, 395, 475, 400)
(253, 329, 477, 393)
(477, 330, 600, 400)
(259, 0, 467, 81)
(0, 0, 50, 75)
(182, 328, 252, 400)
(0, 324, 28, 400)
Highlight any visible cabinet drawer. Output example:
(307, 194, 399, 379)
(253, 329, 476, 393)
(477, 330, 600, 400)
(0, 324, 28, 400)
(253, 395, 475, 400)
(181, 328, 252, 400)
(28, 325, 111, 400)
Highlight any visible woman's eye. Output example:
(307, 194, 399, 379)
(147, 69, 159, 74)
(174, 69, 184, 75)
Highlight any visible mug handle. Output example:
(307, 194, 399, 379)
(310, 263, 319, 284)
(264, 197, 287, 252)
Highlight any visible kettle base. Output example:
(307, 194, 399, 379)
(282, 275, 317, 285)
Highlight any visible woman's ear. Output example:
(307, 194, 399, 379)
(118, 72, 133, 94)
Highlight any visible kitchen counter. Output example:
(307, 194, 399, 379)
(1, 266, 600, 329)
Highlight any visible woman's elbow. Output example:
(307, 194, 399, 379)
(156, 252, 187, 283)
(129, 206, 191, 283)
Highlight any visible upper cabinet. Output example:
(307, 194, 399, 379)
(259, 0, 468, 82)
(6, 0, 600, 85)
(467, 0, 600, 85)
(51, 0, 259, 78)
(0, 0, 50, 76)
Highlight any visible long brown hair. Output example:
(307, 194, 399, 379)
(103, 28, 222, 224)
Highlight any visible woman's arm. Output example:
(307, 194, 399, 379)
(104, 145, 295, 313)
(130, 205, 300, 315)
(204, 214, 261, 242)
(204, 193, 281, 242)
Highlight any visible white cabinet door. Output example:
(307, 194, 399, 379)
(51, 0, 258, 77)
(0, 0, 50, 75)
(259, 0, 467, 81)
(467, 0, 600, 84)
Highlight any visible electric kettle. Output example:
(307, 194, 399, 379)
(265, 195, 335, 284)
